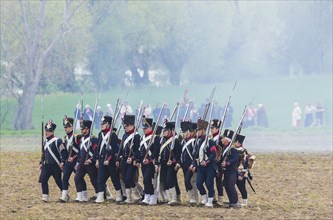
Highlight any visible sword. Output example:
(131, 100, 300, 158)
(246, 177, 256, 194)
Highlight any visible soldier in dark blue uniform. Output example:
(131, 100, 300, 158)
(235, 134, 252, 207)
(221, 129, 240, 208)
(209, 119, 224, 206)
(74, 119, 99, 202)
(157, 121, 182, 206)
(193, 119, 217, 208)
(59, 116, 81, 202)
(95, 116, 122, 203)
(180, 121, 197, 206)
(138, 117, 161, 205)
(40, 120, 63, 202)
(116, 115, 141, 204)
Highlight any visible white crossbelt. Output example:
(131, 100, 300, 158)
(182, 138, 194, 161)
(44, 137, 60, 165)
(100, 131, 110, 155)
(66, 135, 73, 151)
(123, 133, 135, 149)
(80, 137, 93, 157)
(140, 134, 152, 156)
(199, 140, 208, 163)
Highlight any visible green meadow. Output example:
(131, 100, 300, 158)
(1, 76, 332, 136)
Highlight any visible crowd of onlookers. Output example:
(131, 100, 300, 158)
(292, 102, 325, 128)
(72, 100, 272, 131)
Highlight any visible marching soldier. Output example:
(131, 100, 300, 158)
(74, 119, 99, 202)
(95, 116, 123, 203)
(180, 121, 197, 206)
(116, 115, 141, 204)
(39, 120, 63, 202)
(235, 134, 256, 207)
(193, 119, 217, 208)
(157, 121, 182, 205)
(210, 119, 224, 206)
(138, 117, 161, 205)
(221, 129, 240, 208)
(59, 116, 80, 202)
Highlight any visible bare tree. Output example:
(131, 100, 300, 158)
(2, 0, 85, 130)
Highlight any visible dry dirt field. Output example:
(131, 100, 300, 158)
(0, 137, 332, 219)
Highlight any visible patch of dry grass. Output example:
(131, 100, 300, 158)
(0, 151, 332, 219)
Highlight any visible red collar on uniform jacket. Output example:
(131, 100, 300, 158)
(201, 135, 206, 139)
(103, 127, 111, 134)
(212, 131, 219, 138)
(67, 131, 73, 137)
(126, 128, 135, 135)
(185, 135, 193, 141)
(145, 131, 153, 137)
(46, 135, 55, 141)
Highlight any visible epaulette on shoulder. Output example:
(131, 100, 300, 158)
(91, 134, 98, 139)
(74, 134, 82, 142)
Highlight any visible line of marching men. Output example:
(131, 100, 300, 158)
(39, 114, 256, 208)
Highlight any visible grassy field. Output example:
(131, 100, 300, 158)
(0, 150, 332, 219)
(1, 76, 332, 132)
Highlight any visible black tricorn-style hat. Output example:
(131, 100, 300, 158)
(123, 115, 135, 126)
(163, 121, 175, 131)
(152, 122, 163, 135)
(197, 119, 208, 130)
(45, 119, 57, 132)
(180, 121, 192, 132)
(80, 119, 92, 129)
(191, 122, 197, 131)
(210, 119, 221, 129)
(223, 129, 234, 140)
(235, 134, 246, 144)
(142, 117, 153, 128)
(101, 115, 112, 125)
(63, 115, 74, 128)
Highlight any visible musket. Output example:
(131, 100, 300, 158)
(38, 97, 44, 183)
(202, 86, 216, 120)
(222, 105, 247, 160)
(117, 100, 143, 161)
(85, 87, 102, 161)
(69, 96, 83, 157)
(218, 81, 237, 137)
(169, 102, 180, 121)
(128, 101, 145, 159)
(103, 103, 123, 163)
(201, 101, 215, 163)
(143, 104, 165, 161)
(182, 101, 192, 122)
(168, 104, 180, 162)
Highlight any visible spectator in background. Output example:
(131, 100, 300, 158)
(144, 104, 152, 118)
(83, 104, 93, 121)
(292, 102, 302, 128)
(153, 104, 161, 122)
(243, 105, 256, 128)
(304, 103, 316, 127)
(315, 103, 325, 126)
(106, 103, 114, 117)
(256, 104, 269, 128)
(94, 106, 103, 130)
(73, 103, 81, 130)
(190, 104, 200, 123)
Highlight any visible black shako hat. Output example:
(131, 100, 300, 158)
(210, 119, 221, 129)
(80, 119, 92, 129)
(45, 120, 57, 132)
(123, 115, 135, 126)
(191, 122, 197, 131)
(101, 115, 112, 125)
(63, 115, 74, 128)
(152, 122, 163, 135)
(223, 129, 234, 140)
(142, 117, 153, 128)
(180, 121, 192, 132)
(163, 121, 175, 131)
(235, 134, 246, 144)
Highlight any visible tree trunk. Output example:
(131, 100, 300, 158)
(14, 80, 39, 130)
